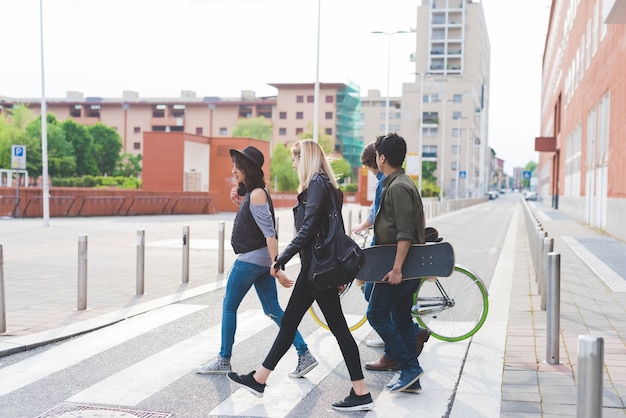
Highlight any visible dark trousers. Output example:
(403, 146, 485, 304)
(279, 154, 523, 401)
(262, 265, 365, 381)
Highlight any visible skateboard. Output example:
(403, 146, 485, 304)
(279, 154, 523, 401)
(356, 241, 455, 282)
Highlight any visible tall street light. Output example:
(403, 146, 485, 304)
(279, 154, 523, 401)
(454, 115, 468, 199)
(416, 72, 425, 195)
(371, 30, 408, 133)
(39, 0, 50, 226)
(313, 0, 321, 142)
(439, 98, 453, 199)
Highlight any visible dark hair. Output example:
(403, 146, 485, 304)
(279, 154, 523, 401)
(360, 142, 377, 170)
(232, 153, 266, 193)
(374, 133, 406, 168)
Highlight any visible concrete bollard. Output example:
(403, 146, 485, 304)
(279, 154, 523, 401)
(218, 221, 225, 274)
(77, 234, 88, 310)
(546, 252, 560, 364)
(136, 230, 145, 295)
(577, 335, 604, 418)
(0, 244, 6, 332)
(540, 237, 554, 310)
(182, 225, 190, 283)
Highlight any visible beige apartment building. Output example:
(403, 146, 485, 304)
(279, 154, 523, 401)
(401, 0, 492, 198)
(535, 0, 626, 242)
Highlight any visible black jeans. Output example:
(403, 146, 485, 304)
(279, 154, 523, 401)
(262, 265, 365, 381)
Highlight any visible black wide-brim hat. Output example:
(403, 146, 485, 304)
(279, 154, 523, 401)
(229, 146, 264, 171)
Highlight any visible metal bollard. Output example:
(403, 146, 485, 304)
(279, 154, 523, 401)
(540, 237, 554, 310)
(347, 210, 352, 233)
(536, 229, 546, 283)
(77, 234, 88, 310)
(182, 225, 189, 283)
(218, 221, 225, 274)
(0, 244, 6, 332)
(275, 216, 279, 239)
(546, 252, 560, 364)
(577, 335, 604, 418)
(136, 230, 145, 295)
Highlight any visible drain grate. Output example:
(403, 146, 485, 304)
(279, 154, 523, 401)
(37, 403, 172, 418)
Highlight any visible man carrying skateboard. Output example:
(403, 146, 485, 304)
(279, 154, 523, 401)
(366, 133, 426, 394)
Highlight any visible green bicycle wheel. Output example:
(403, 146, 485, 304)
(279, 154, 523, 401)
(413, 265, 489, 342)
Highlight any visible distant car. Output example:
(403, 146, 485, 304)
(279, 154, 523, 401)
(488, 190, 499, 200)
(524, 191, 537, 201)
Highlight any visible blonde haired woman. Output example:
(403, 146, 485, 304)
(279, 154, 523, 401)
(228, 140, 374, 411)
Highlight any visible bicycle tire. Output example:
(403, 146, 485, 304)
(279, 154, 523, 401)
(308, 280, 369, 332)
(413, 265, 489, 342)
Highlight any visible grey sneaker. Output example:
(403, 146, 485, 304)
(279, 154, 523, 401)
(289, 350, 318, 378)
(196, 356, 231, 374)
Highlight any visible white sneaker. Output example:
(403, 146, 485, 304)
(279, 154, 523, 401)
(196, 356, 231, 374)
(289, 350, 318, 378)
(365, 337, 384, 348)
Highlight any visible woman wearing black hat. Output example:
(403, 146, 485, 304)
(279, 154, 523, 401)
(196, 146, 317, 378)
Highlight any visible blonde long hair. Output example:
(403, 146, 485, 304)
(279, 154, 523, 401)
(291, 140, 339, 193)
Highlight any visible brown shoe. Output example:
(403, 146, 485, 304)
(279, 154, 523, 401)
(416, 328, 431, 356)
(365, 354, 399, 371)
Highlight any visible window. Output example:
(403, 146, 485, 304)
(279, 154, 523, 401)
(196, 127, 203, 135)
(279, 111, 287, 119)
(453, 94, 462, 103)
(452, 128, 461, 137)
(422, 127, 438, 137)
(452, 145, 461, 154)
(70, 104, 81, 118)
(279, 128, 287, 135)
(219, 127, 228, 135)
(325, 111, 333, 119)
(133, 127, 141, 134)
(325, 95, 334, 103)
(452, 111, 461, 119)
(170, 126, 184, 132)
(296, 128, 303, 135)
(152, 126, 166, 131)
(423, 145, 437, 158)
(307, 95, 314, 103)
(325, 128, 332, 135)
(153, 104, 166, 118)
(88, 104, 101, 118)
(172, 104, 185, 117)
(452, 161, 459, 170)
(296, 95, 304, 103)
(423, 112, 438, 124)
(133, 142, 141, 150)
(296, 112, 304, 119)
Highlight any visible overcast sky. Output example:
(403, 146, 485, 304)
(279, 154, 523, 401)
(0, 0, 550, 174)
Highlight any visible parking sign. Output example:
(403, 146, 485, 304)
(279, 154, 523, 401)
(11, 145, 26, 169)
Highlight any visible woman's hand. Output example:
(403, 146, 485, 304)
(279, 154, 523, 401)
(275, 270, 294, 288)
(229, 186, 240, 205)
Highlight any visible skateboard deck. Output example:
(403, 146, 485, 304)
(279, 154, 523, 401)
(356, 241, 455, 282)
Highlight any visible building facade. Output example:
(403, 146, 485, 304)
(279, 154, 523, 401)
(535, 0, 626, 242)
(386, 0, 492, 198)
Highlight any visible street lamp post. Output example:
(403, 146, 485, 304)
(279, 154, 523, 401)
(417, 72, 425, 195)
(439, 99, 453, 199)
(372, 30, 408, 133)
(454, 115, 467, 199)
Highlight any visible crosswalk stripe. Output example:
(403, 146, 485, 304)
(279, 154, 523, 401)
(0, 304, 205, 397)
(67, 309, 270, 406)
(210, 315, 372, 417)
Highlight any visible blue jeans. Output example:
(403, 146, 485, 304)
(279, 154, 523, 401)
(220, 259, 308, 359)
(367, 280, 421, 370)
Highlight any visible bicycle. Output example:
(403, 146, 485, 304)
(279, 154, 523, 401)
(308, 228, 489, 342)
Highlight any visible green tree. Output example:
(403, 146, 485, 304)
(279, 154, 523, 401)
(26, 114, 76, 178)
(114, 153, 142, 177)
(330, 157, 352, 183)
(62, 119, 98, 175)
(269, 143, 298, 191)
(90, 123, 123, 176)
(231, 117, 272, 141)
(0, 105, 36, 171)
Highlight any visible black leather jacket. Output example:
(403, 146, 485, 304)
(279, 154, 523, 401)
(276, 172, 342, 269)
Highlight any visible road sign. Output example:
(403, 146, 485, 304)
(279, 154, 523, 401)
(11, 145, 26, 169)
(459, 170, 466, 179)
(523, 170, 531, 179)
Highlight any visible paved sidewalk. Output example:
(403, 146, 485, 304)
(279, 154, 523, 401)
(1, 201, 626, 416)
(498, 202, 626, 417)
